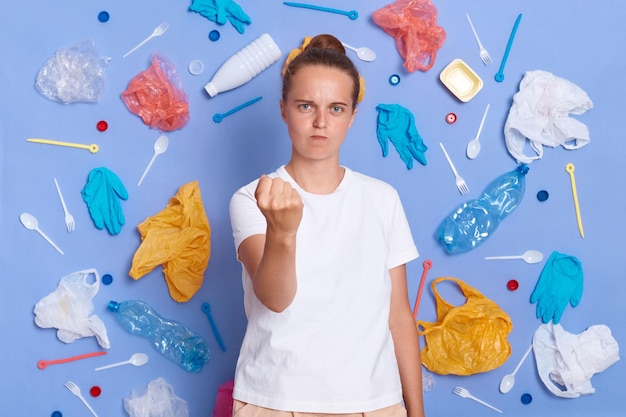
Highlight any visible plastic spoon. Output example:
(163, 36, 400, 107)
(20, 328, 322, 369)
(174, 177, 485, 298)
(341, 42, 376, 62)
(138, 135, 168, 186)
(499, 345, 533, 393)
(466, 104, 490, 159)
(484, 249, 543, 264)
(19, 213, 64, 255)
(95, 352, 148, 371)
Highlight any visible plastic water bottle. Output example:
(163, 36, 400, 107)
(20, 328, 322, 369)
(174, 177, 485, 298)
(108, 300, 210, 372)
(204, 33, 282, 97)
(437, 164, 529, 254)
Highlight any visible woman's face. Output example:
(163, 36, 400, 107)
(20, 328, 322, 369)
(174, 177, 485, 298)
(280, 65, 356, 164)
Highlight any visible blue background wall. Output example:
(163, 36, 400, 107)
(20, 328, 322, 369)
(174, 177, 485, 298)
(1, 1, 624, 416)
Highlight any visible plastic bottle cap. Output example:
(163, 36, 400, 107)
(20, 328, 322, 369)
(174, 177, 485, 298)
(521, 393, 533, 404)
(537, 190, 549, 202)
(446, 113, 457, 124)
(98, 11, 110, 22)
(209, 30, 220, 41)
(389, 74, 401, 86)
(188, 60, 204, 76)
(107, 300, 120, 312)
(51, 411, 63, 417)
(90, 386, 102, 397)
(96, 120, 108, 132)
(507, 279, 519, 291)
(102, 274, 113, 285)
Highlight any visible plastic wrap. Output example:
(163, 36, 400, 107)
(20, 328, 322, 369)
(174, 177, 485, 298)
(124, 378, 188, 417)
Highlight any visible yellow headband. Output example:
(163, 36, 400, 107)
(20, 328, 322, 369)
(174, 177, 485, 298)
(282, 36, 365, 104)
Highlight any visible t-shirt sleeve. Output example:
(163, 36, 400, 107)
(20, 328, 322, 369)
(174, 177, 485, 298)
(229, 180, 267, 258)
(387, 191, 419, 269)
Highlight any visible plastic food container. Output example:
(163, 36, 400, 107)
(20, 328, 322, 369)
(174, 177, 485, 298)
(439, 58, 483, 102)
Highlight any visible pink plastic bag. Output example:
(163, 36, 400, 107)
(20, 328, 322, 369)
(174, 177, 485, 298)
(121, 54, 190, 131)
(212, 379, 234, 417)
(373, 0, 446, 72)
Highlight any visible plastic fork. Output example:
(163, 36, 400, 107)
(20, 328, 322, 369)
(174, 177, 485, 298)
(65, 381, 99, 417)
(54, 178, 75, 232)
(453, 386, 502, 413)
(466, 13, 492, 65)
(123, 21, 169, 58)
(440, 142, 469, 195)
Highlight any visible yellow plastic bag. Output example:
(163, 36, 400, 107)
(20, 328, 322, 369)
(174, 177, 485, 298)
(129, 181, 211, 302)
(417, 277, 512, 375)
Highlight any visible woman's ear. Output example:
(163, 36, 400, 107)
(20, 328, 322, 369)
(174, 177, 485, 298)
(280, 100, 286, 122)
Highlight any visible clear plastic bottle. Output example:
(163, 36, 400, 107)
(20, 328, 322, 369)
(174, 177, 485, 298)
(108, 300, 210, 372)
(204, 33, 282, 97)
(437, 164, 529, 254)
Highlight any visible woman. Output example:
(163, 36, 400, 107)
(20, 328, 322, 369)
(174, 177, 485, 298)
(229, 34, 425, 417)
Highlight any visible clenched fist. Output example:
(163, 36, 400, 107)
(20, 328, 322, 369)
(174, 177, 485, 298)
(255, 175, 304, 236)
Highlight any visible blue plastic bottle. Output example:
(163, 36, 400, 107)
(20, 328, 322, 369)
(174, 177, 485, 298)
(437, 164, 529, 254)
(108, 300, 210, 372)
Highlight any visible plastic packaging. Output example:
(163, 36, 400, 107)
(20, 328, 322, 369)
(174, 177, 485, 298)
(108, 300, 210, 372)
(35, 40, 110, 104)
(437, 164, 529, 254)
(204, 33, 281, 97)
(124, 377, 188, 417)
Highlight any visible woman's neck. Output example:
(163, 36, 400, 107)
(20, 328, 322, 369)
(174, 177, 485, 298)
(285, 160, 345, 195)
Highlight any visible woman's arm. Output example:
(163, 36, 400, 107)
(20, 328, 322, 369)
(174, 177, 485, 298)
(389, 264, 425, 417)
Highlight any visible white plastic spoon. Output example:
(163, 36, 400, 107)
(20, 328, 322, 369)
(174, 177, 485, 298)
(95, 352, 148, 371)
(341, 42, 376, 62)
(138, 135, 169, 186)
(466, 103, 490, 159)
(484, 249, 543, 264)
(499, 345, 533, 393)
(19, 213, 64, 255)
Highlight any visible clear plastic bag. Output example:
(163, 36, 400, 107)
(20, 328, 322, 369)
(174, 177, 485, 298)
(124, 377, 189, 417)
(35, 40, 110, 104)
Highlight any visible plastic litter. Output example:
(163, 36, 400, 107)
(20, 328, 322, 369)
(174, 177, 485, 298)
(82, 167, 128, 235)
(189, 0, 251, 34)
(437, 164, 529, 254)
(121, 54, 189, 131)
(109, 300, 210, 372)
(124, 377, 189, 417)
(372, 0, 446, 72)
(35, 40, 110, 104)
(376, 103, 428, 169)
(212, 380, 234, 417)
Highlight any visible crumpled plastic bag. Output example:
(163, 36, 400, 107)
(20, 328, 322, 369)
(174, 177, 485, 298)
(34, 269, 110, 348)
(121, 54, 190, 131)
(372, 0, 446, 72)
(504, 70, 593, 164)
(129, 181, 211, 302)
(533, 322, 619, 398)
(35, 40, 110, 104)
(124, 377, 188, 417)
(417, 277, 512, 375)
(213, 380, 234, 417)
(189, 0, 252, 34)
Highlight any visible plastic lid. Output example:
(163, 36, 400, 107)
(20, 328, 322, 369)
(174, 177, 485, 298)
(537, 190, 549, 202)
(389, 74, 400, 86)
(90, 386, 102, 397)
(98, 11, 110, 23)
(446, 113, 457, 124)
(209, 30, 220, 41)
(507, 279, 519, 291)
(102, 274, 113, 285)
(96, 120, 108, 132)
(107, 300, 120, 312)
(51, 411, 62, 417)
(188, 60, 204, 76)
(521, 393, 533, 404)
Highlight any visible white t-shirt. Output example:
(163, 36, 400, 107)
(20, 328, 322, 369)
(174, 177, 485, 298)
(229, 166, 419, 413)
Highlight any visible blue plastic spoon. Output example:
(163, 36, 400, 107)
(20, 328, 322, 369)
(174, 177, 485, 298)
(283, 2, 358, 20)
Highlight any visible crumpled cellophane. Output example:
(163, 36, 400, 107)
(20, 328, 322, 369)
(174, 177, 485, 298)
(417, 277, 512, 375)
(372, 0, 446, 72)
(129, 181, 211, 302)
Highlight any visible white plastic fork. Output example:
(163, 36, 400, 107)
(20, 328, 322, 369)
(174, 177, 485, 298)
(123, 21, 169, 58)
(466, 13, 492, 65)
(54, 178, 75, 232)
(65, 381, 99, 417)
(453, 386, 502, 413)
(440, 142, 469, 195)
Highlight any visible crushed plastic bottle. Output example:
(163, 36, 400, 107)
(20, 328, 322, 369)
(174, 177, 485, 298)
(108, 300, 210, 372)
(437, 164, 529, 254)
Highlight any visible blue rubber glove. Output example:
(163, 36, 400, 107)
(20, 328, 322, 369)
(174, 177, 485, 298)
(189, 0, 252, 34)
(81, 167, 128, 235)
(530, 251, 583, 324)
(376, 103, 428, 169)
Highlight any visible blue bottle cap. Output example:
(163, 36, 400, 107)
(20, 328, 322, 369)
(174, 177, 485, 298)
(51, 412, 62, 417)
(389, 74, 401, 86)
(98, 11, 110, 23)
(107, 300, 120, 312)
(209, 30, 220, 41)
(102, 274, 113, 285)
(537, 190, 549, 202)
(521, 393, 533, 404)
